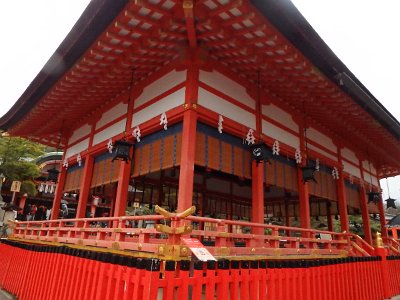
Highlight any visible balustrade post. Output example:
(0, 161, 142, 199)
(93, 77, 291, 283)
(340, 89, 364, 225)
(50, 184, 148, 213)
(375, 232, 391, 299)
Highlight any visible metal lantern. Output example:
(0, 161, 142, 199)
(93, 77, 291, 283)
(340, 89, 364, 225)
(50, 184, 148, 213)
(112, 140, 133, 163)
(47, 168, 60, 183)
(386, 198, 397, 209)
(367, 191, 380, 204)
(250, 142, 271, 165)
(301, 161, 317, 183)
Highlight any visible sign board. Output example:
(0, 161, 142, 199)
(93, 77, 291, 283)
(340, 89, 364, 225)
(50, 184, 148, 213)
(10, 181, 21, 192)
(181, 237, 216, 261)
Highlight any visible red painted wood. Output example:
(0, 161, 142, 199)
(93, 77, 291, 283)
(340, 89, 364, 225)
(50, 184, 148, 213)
(297, 168, 311, 231)
(177, 66, 199, 211)
(251, 160, 264, 235)
(76, 155, 94, 218)
(337, 152, 349, 232)
(358, 177, 372, 245)
(113, 153, 132, 217)
(50, 165, 67, 220)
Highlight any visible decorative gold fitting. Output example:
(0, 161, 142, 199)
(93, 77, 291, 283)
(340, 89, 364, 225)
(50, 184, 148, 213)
(183, 103, 189, 110)
(114, 228, 122, 233)
(180, 246, 188, 256)
(192, 103, 197, 109)
(375, 232, 384, 248)
(182, 0, 193, 9)
(138, 243, 143, 250)
(112, 242, 120, 250)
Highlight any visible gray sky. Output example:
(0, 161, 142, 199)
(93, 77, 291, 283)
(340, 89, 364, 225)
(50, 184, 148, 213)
(0, 0, 399, 200)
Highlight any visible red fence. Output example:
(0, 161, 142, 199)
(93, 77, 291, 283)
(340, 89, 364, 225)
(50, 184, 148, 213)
(0, 240, 395, 300)
(10, 209, 376, 260)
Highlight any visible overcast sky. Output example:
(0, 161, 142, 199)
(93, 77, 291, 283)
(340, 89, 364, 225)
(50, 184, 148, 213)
(0, 0, 399, 200)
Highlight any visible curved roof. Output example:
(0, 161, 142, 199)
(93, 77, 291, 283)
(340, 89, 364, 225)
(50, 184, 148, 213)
(0, 0, 399, 174)
(34, 152, 63, 165)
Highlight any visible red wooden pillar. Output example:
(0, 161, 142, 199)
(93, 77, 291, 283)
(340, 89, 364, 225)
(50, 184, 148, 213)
(18, 194, 27, 211)
(327, 202, 334, 232)
(337, 152, 349, 232)
(359, 186, 372, 244)
(251, 160, 264, 233)
(337, 173, 349, 232)
(113, 153, 132, 217)
(297, 168, 310, 229)
(177, 109, 197, 212)
(177, 65, 198, 212)
(51, 166, 67, 220)
(76, 155, 94, 218)
(359, 159, 372, 244)
(377, 194, 388, 239)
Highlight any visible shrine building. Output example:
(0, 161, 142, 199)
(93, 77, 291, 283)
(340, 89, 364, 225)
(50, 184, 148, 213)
(1, 1, 400, 299)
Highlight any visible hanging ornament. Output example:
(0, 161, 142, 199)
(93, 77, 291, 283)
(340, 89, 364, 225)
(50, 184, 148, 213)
(295, 149, 302, 164)
(44, 184, 49, 194)
(246, 129, 255, 145)
(132, 126, 141, 142)
(349, 174, 354, 184)
(315, 158, 320, 171)
(332, 167, 339, 180)
(160, 112, 168, 130)
(63, 159, 68, 169)
(77, 153, 82, 167)
(107, 139, 113, 153)
(50, 184, 56, 194)
(38, 183, 44, 193)
(272, 140, 280, 155)
(218, 115, 224, 134)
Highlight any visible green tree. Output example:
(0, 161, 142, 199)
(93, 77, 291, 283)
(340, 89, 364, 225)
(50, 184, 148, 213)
(0, 135, 45, 196)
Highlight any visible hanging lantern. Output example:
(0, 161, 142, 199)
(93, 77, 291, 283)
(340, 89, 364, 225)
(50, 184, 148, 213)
(112, 140, 133, 163)
(367, 191, 380, 204)
(386, 198, 397, 209)
(301, 161, 317, 183)
(250, 142, 271, 165)
(47, 168, 60, 183)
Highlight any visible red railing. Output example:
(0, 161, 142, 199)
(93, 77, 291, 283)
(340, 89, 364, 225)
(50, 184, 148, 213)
(10, 206, 375, 259)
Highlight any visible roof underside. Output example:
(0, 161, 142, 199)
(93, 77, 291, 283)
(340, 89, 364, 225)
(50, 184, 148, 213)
(1, 0, 400, 175)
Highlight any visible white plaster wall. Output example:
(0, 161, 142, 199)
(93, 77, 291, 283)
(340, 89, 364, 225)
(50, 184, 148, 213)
(198, 87, 256, 129)
(343, 161, 361, 178)
(199, 70, 255, 109)
(65, 138, 89, 159)
(341, 147, 359, 165)
(134, 70, 186, 109)
(131, 88, 185, 127)
(308, 144, 338, 162)
(96, 102, 127, 130)
(262, 104, 298, 133)
(92, 119, 126, 145)
(362, 160, 377, 175)
(307, 127, 337, 153)
(68, 123, 91, 145)
(262, 120, 299, 149)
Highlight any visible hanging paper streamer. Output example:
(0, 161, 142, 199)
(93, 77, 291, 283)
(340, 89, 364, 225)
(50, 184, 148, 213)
(38, 183, 44, 193)
(272, 140, 280, 155)
(315, 158, 320, 171)
(107, 139, 113, 153)
(332, 167, 339, 180)
(132, 126, 141, 142)
(160, 112, 168, 130)
(218, 115, 224, 134)
(63, 159, 68, 169)
(77, 153, 82, 167)
(246, 129, 255, 145)
(295, 149, 302, 164)
(349, 174, 353, 184)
